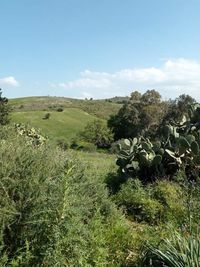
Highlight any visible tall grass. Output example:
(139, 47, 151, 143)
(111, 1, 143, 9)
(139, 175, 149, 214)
(141, 231, 200, 267)
(0, 126, 134, 266)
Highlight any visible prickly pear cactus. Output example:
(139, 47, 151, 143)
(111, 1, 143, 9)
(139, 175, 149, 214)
(14, 123, 47, 146)
(116, 104, 200, 181)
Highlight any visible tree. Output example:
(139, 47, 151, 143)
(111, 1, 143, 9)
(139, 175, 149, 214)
(108, 90, 167, 140)
(80, 119, 114, 148)
(161, 94, 196, 125)
(0, 89, 10, 125)
(141, 89, 161, 105)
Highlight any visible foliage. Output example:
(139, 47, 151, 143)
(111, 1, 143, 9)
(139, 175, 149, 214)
(77, 141, 97, 152)
(56, 138, 69, 150)
(116, 103, 200, 182)
(80, 119, 114, 148)
(140, 231, 200, 267)
(14, 123, 47, 146)
(161, 94, 196, 126)
(42, 112, 50, 119)
(108, 91, 196, 141)
(0, 88, 10, 125)
(113, 179, 164, 224)
(0, 125, 135, 266)
(56, 107, 64, 112)
(113, 179, 186, 225)
(108, 90, 168, 140)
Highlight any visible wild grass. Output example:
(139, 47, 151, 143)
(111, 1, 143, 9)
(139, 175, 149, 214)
(140, 231, 200, 267)
(0, 126, 135, 266)
(11, 108, 98, 140)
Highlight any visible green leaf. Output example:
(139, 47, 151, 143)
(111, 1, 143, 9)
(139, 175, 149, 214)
(152, 155, 162, 165)
(185, 134, 195, 144)
(191, 141, 199, 155)
(142, 142, 151, 151)
(133, 137, 137, 146)
(178, 137, 190, 150)
(124, 139, 131, 147)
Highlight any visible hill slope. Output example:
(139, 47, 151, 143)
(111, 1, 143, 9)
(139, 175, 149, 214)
(10, 96, 121, 120)
(10, 96, 121, 141)
(11, 108, 99, 141)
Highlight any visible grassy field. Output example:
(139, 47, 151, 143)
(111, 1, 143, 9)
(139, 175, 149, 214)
(10, 96, 121, 141)
(69, 150, 117, 179)
(10, 96, 121, 120)
(11, 108, 98, 140)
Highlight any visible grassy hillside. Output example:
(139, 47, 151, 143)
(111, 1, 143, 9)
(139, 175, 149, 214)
(11, 108, 98, 141)
(10, 95, 121, 141)
(10, 96, 121, 120)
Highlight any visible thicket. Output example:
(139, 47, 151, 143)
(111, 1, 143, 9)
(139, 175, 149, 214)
(80, 119, 114, 149)
(3, 89, 200, 265)
(115, 103, 200, 183)
(108, 90, 195, 140)
(0, 125, 137, 266)
(107, 92, 200, 266)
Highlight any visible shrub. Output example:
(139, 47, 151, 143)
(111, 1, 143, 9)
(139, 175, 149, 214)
(56, 107, 63, 112)
(80, 119, 114, 148)
(78, 141, 97, 152)
(56, 138, 69, 150)
(0, 88, 10, 125)
(140, 231, 200, 267)
(42, 112, 50, 119)
(113, 179, 164, 224)
(115, 103, 200, 183)
(14, 123, 47, 146)
(113, 179, 187, 225)
(152, 180, 186, 223)
(0, 125, 135, 266)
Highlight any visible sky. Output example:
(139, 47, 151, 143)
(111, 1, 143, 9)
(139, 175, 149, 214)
(1, 0, 200, 100)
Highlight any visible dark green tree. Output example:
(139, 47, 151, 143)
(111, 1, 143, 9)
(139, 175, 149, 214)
(0, 89, 10, 125)
(108, 90, 167, 140)
(161, 94, 196, 125)
(80, 119, 114, 148)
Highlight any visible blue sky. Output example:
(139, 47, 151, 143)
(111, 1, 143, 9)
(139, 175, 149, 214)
(1, 0, 200, 99)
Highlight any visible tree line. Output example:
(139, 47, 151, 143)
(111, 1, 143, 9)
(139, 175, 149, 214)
(108, 89, 195, 141)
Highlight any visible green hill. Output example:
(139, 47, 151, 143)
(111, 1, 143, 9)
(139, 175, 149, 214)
(10, 96, 121, 141)
(10, 96, 121, 120)
(11, 108, 98, 141)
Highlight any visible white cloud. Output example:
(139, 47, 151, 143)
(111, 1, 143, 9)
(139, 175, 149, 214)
(0, 76, 19, 87)
(51, 58, 200, 100)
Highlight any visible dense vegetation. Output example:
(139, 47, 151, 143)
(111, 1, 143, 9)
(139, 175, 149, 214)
(0, 89, 10, 125)
(1, 89, 200, 266)
(0, 126, 137, 266)
(108, 90, 195, 140)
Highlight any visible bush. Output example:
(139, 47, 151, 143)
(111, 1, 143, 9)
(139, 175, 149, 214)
(0, 125, 135, 266)
(80, 119, 114, 148)
(42, 112, 50, 119)
(113, 179, 187, 225)
(78, 141, 97, 152)
(56, 107, 63, 112)
(152, 180, 186, 223)
(0, 88, 10, 125)
(113, 179, 164, 224)
(56, 138, 69, 150)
